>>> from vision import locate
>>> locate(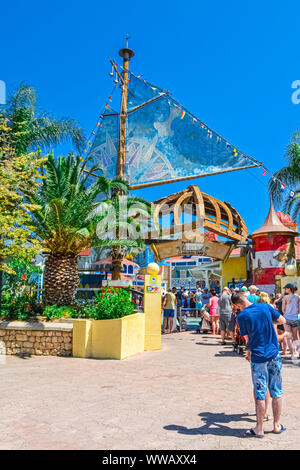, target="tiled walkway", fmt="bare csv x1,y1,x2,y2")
0,332,299,450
